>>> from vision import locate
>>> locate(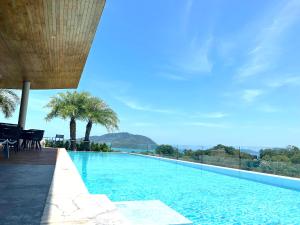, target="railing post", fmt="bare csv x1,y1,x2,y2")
201,146,204,163
239,146,241,169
